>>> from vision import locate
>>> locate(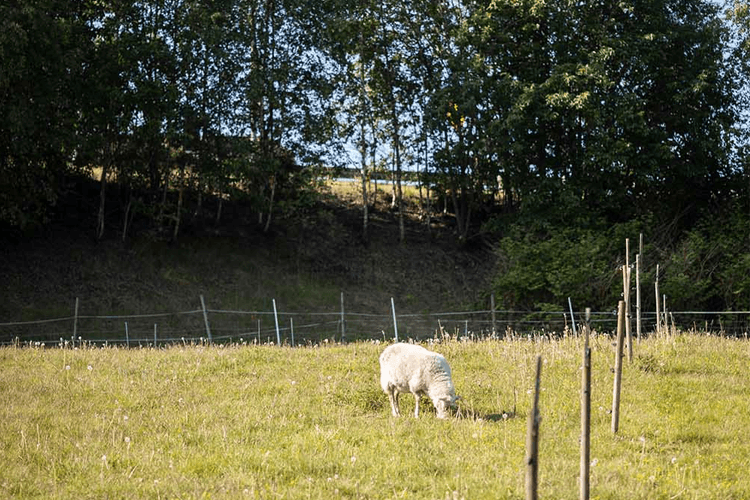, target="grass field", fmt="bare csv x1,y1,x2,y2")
1,334,749,499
